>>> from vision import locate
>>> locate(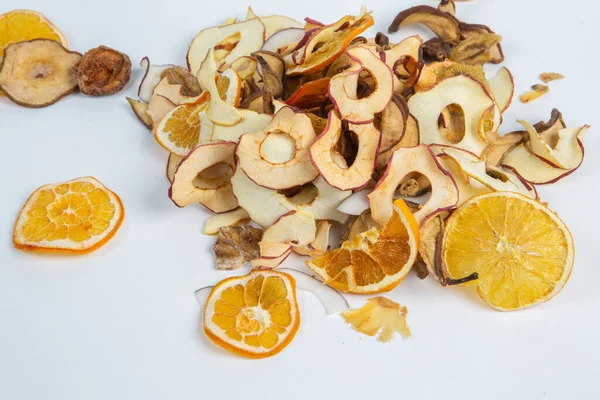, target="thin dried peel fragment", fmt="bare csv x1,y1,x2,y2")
74,46,131,96
0,39,81,108
187,18,265,74
369,145,459,226
126,97,152,129
519,84,549,104
310,111,381,191
408,75,495,156
389,6,461,45
169,142,238,213
540,72,564,84
213,225,263,270
342,297,411,342
237,107,319,190
203,208,250,236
